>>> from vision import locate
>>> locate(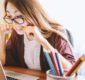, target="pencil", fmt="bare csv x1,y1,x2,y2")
5,33,11,42
65,55,85,76
44,51,56,75
20,23,34,30
20,26,27,30
55,50,64,76
49,51,60,76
